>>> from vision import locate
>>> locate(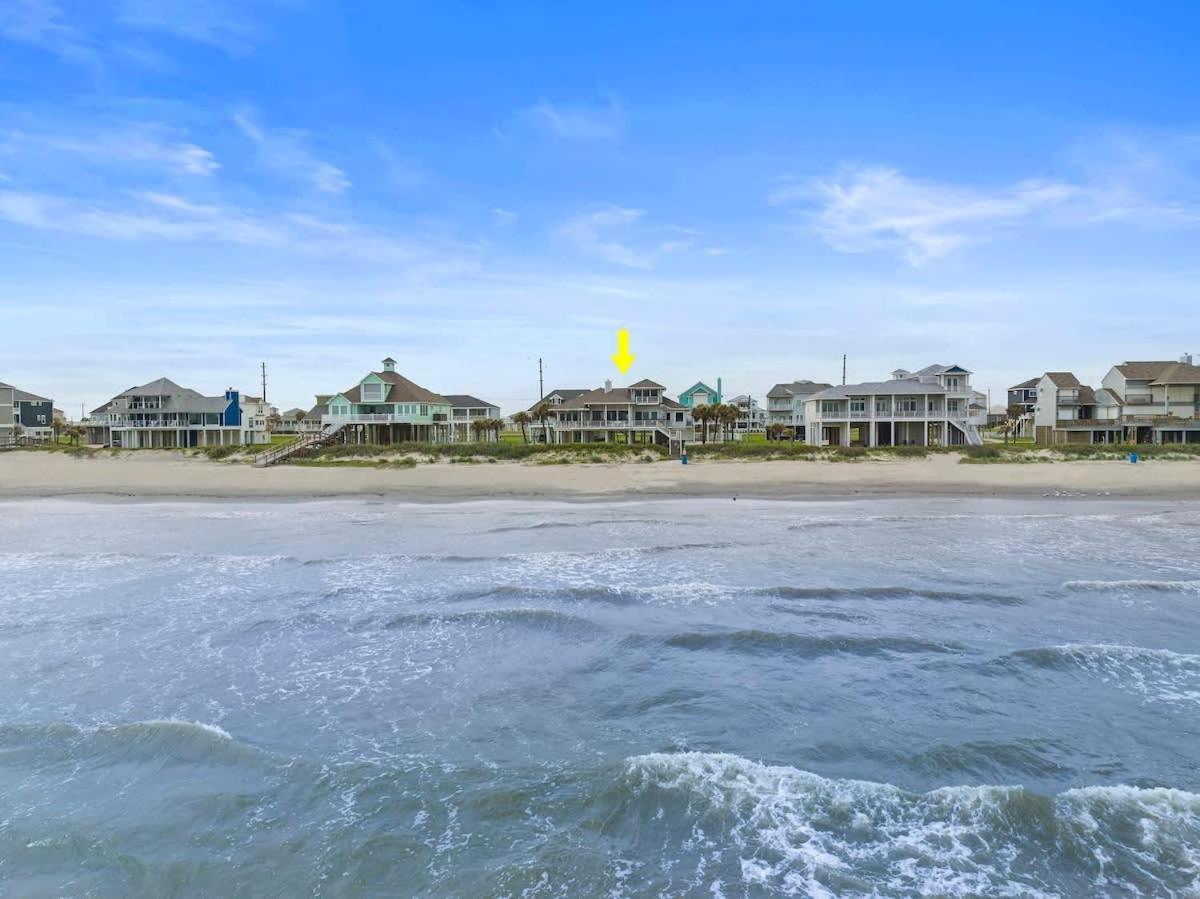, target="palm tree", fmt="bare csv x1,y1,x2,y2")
691,403,710,444
490,418,504,442
718,404,739,442
471,418,488,442
512,411,531,444
533,402,552,444
766,422,785,441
